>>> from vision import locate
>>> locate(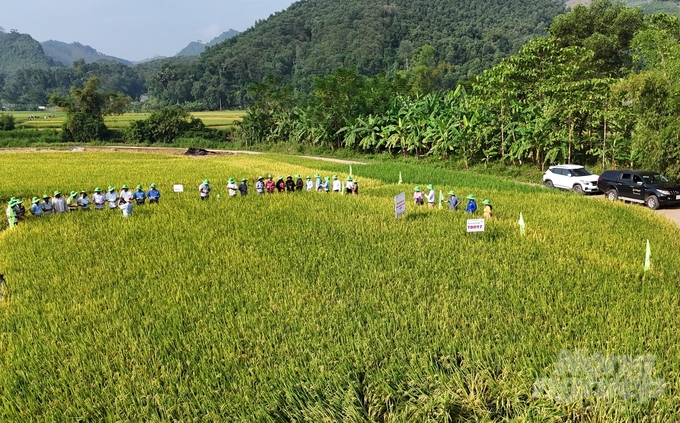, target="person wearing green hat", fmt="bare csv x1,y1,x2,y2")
120,184,133,203
227,178,239,197
285,175,295,192
92,187,106,210
40,194,55,215
413,186,423,205
199,179,211,200
322,176,330,192
424,184,436,207
265,175,276,194
238,178,249,196
12,197,26,219
447,190,461,211
105,186,119,209
315,174,322,192
30,197,43,216
465,194,477,214
148,183,161,204
6,199,19,227
482,199,493,219
295,174,303,191
77,191,91,211
255,176,265,195
345,176,354,194
276,176,286,193
52,191,67,213
67,191,79,212
332,174,341,193
133,185,146,205
306,176,314,192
